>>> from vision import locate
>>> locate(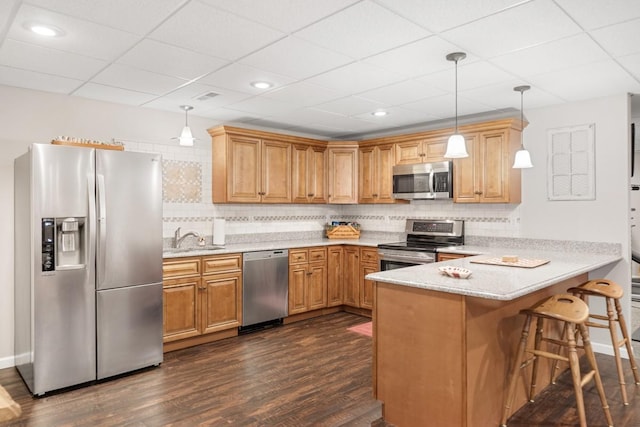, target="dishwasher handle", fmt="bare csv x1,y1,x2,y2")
243,249,289,262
